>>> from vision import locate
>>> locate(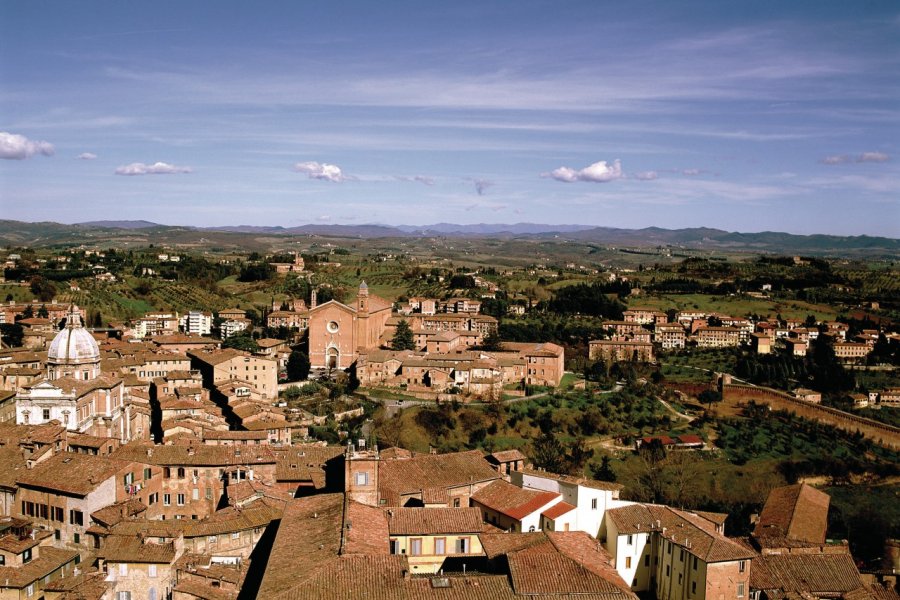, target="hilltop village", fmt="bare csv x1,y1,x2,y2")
0,240,898,600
